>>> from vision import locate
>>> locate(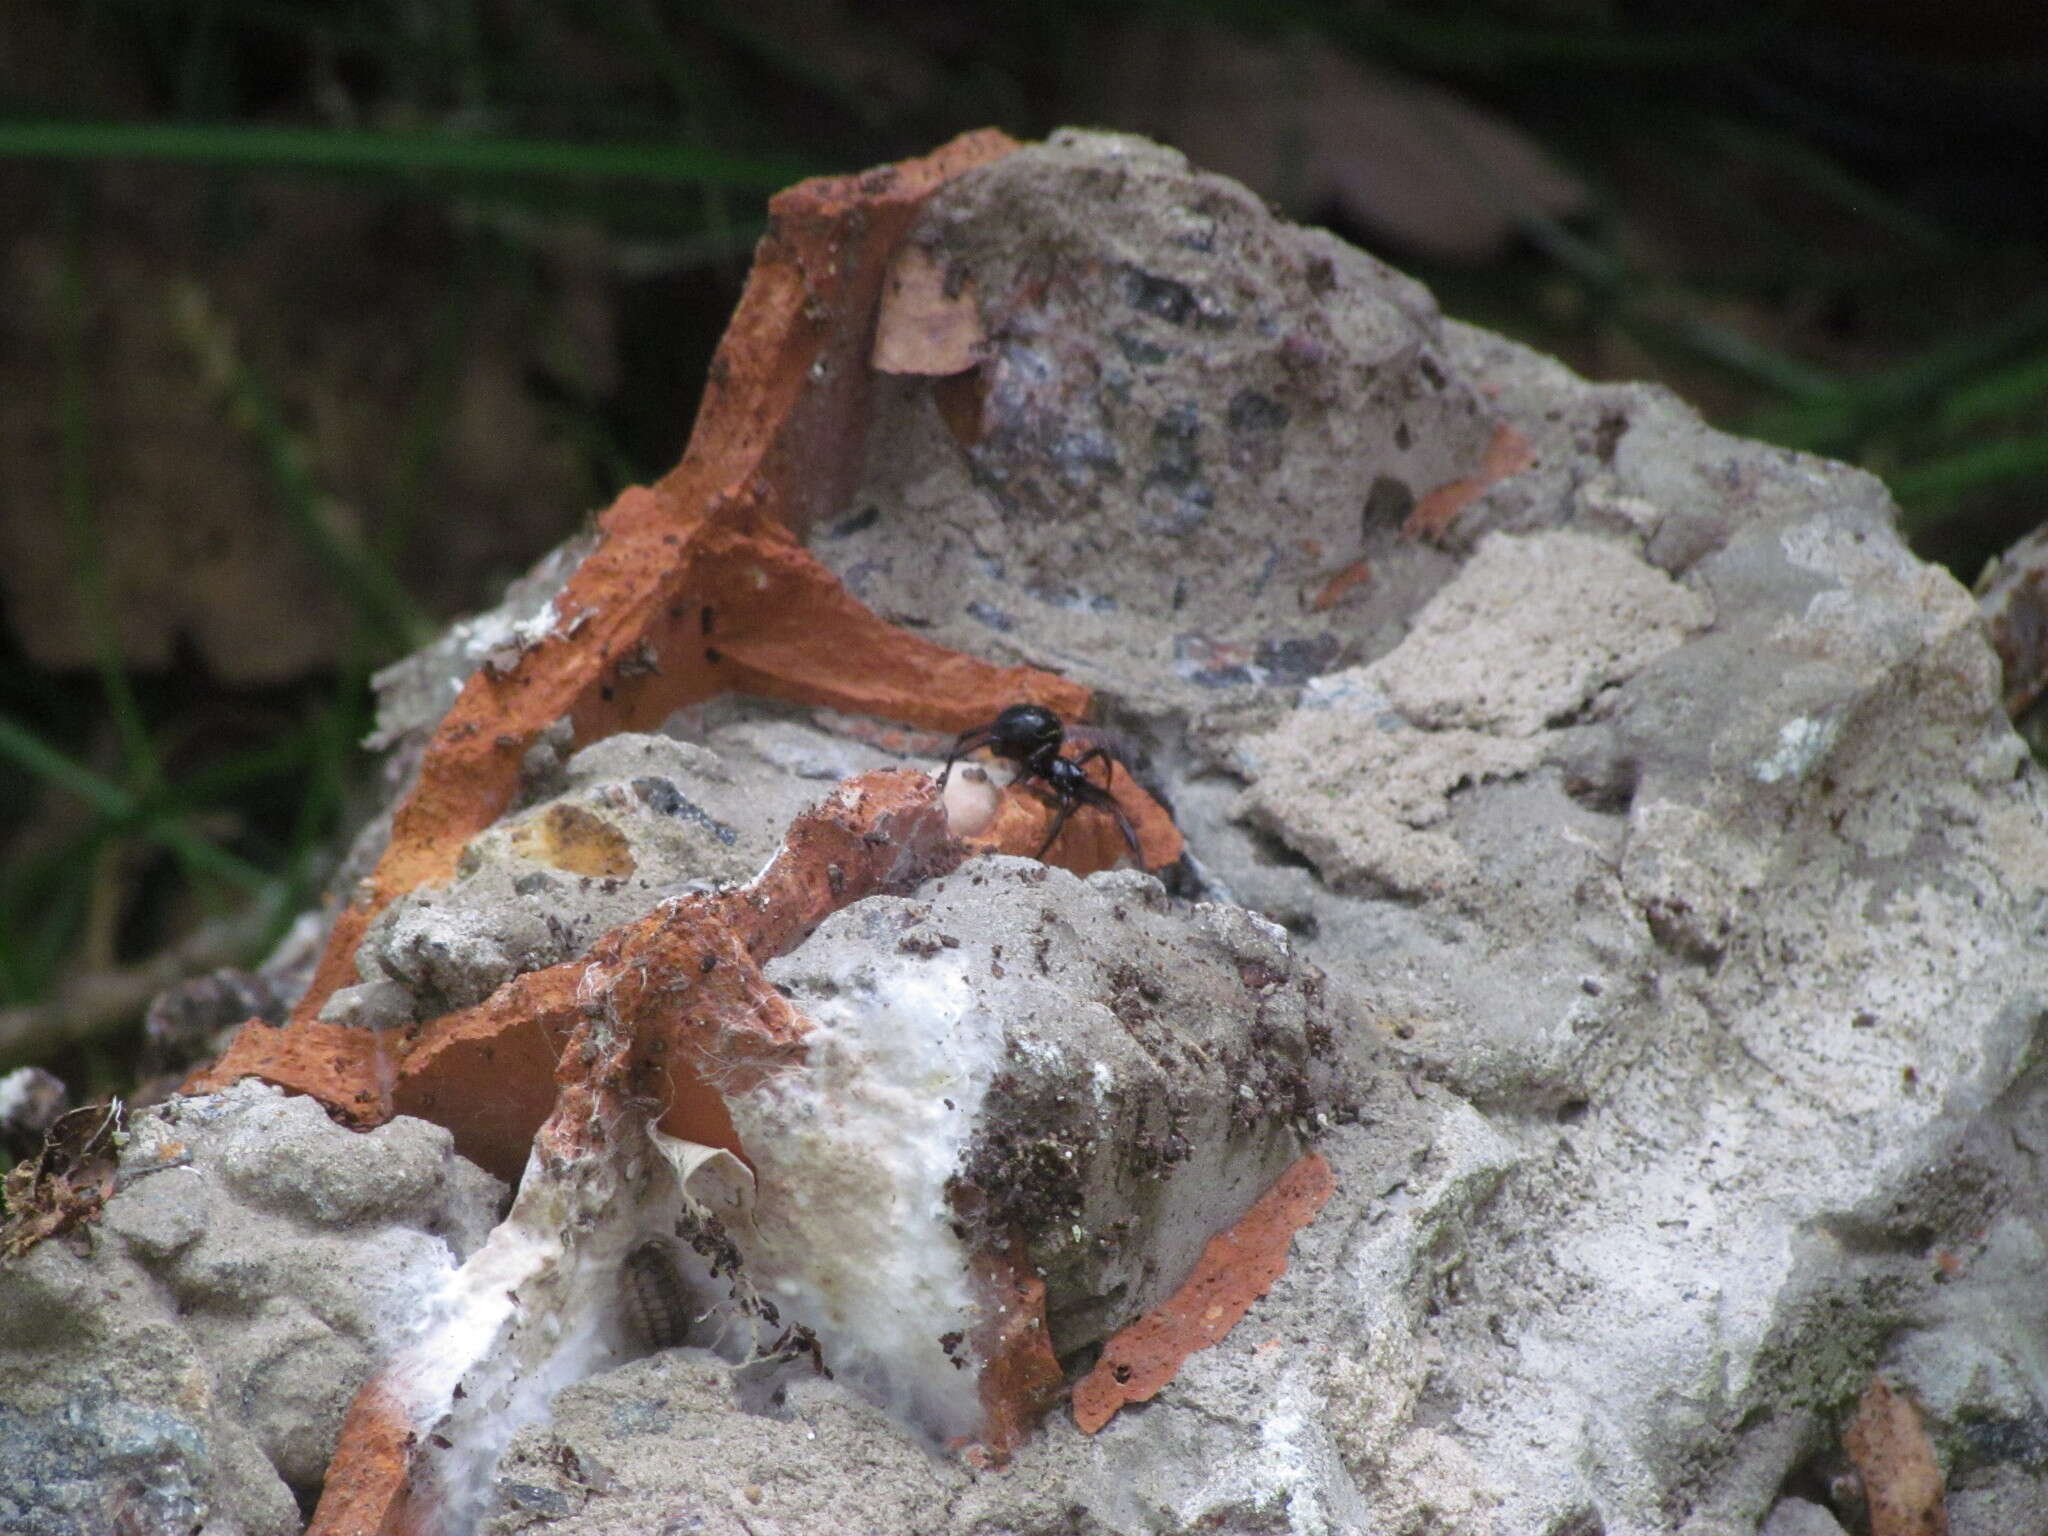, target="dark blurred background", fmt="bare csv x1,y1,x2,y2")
2,0,2045,1107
